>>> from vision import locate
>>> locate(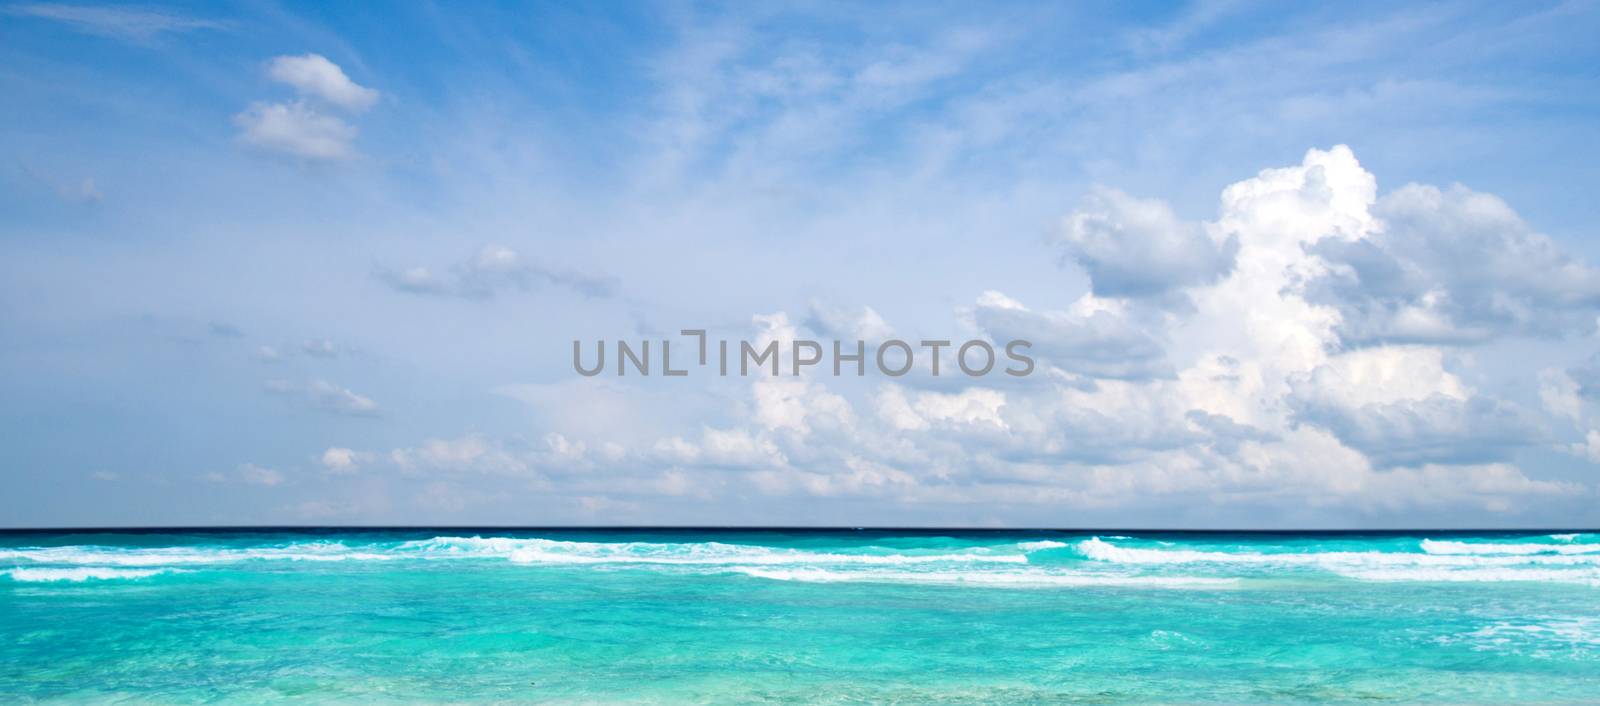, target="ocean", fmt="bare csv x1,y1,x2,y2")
2,529,1597,704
